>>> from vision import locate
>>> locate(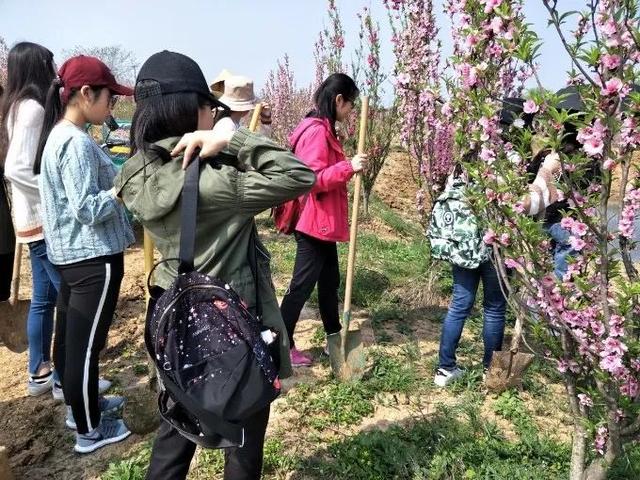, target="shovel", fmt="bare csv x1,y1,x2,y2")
328,97,369,382
0,244,30,353
485,311,534,393
248,103,264,133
